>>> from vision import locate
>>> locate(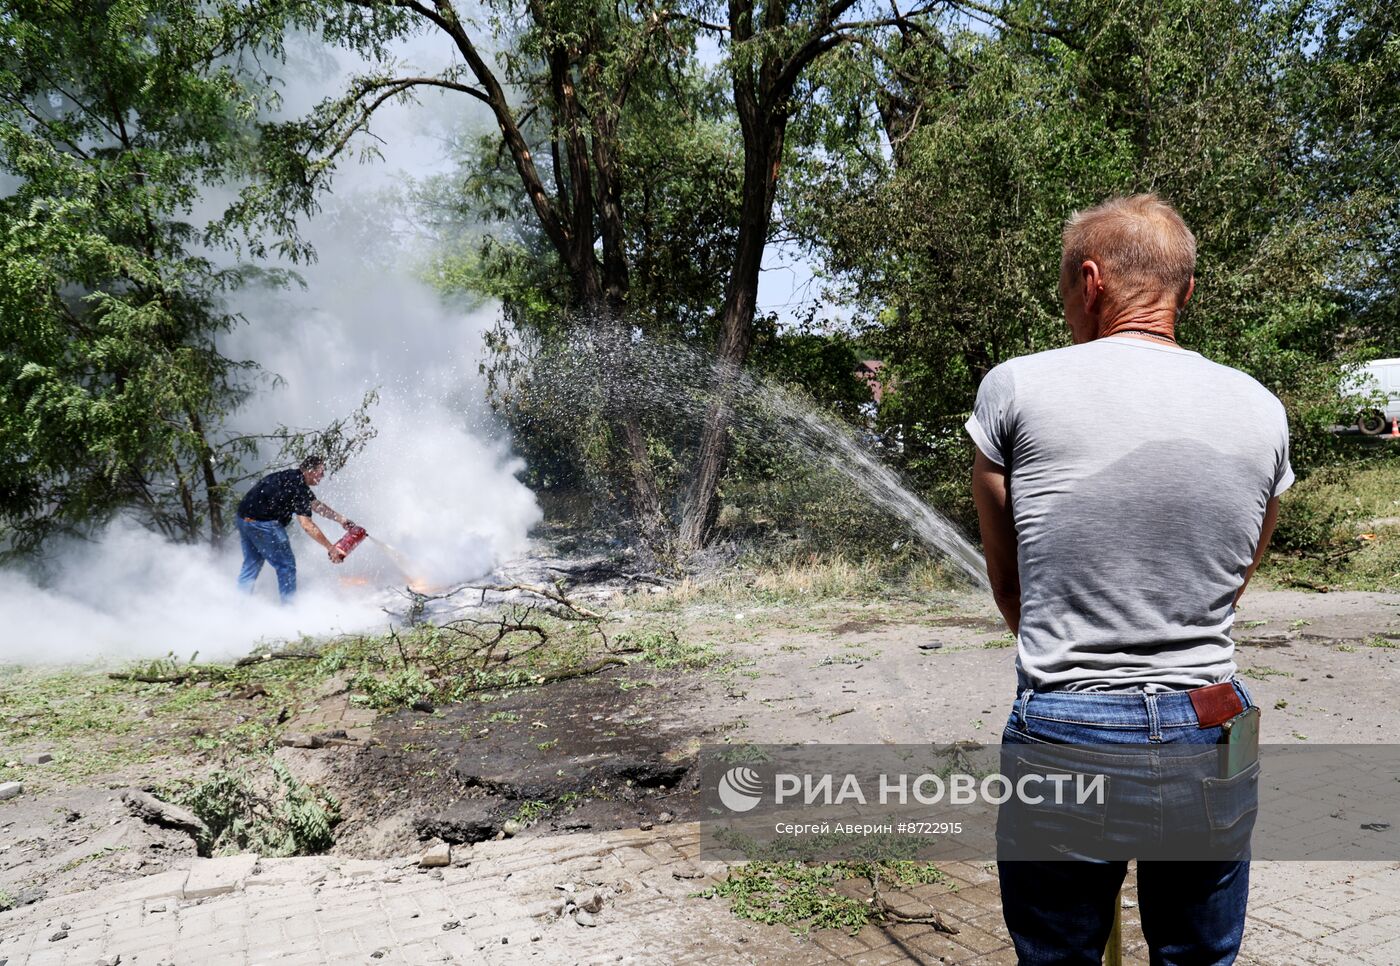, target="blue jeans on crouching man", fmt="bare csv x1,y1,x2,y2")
997,681,1256,966
236,518,297,602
